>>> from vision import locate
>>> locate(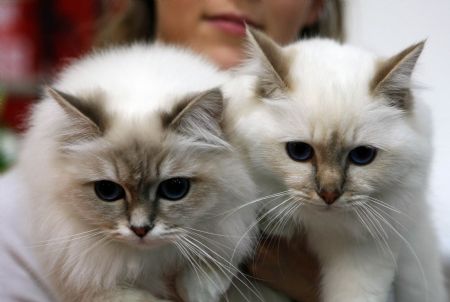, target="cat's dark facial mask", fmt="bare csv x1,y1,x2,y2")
48,88,228,248
285,139,377,205
283,137,380,208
